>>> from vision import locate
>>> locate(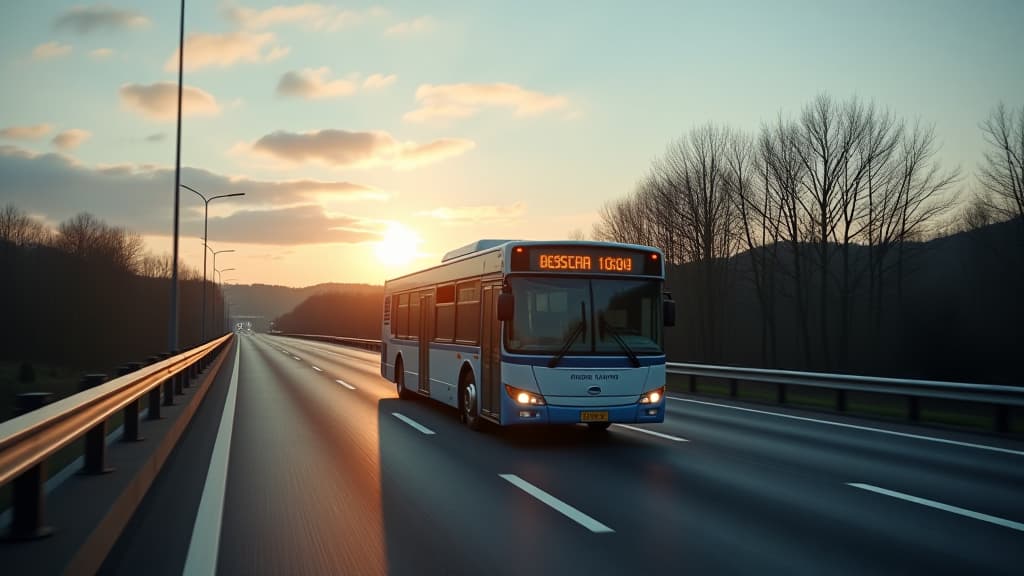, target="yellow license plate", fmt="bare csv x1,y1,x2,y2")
580,411,609,422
